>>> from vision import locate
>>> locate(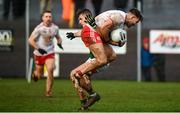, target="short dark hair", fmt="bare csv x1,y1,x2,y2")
129,8,143,21
77,9,92,17
41,10,52,17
